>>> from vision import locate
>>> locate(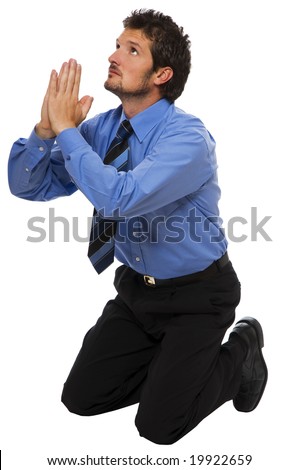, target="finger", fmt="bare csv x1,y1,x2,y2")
45,68,55,95
80,95,94,118
72,63,82,98
48,69,58,96
57,62,66,89
41,70,53,106
66,59,78,94
57,62,69,93
40,69,56,129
